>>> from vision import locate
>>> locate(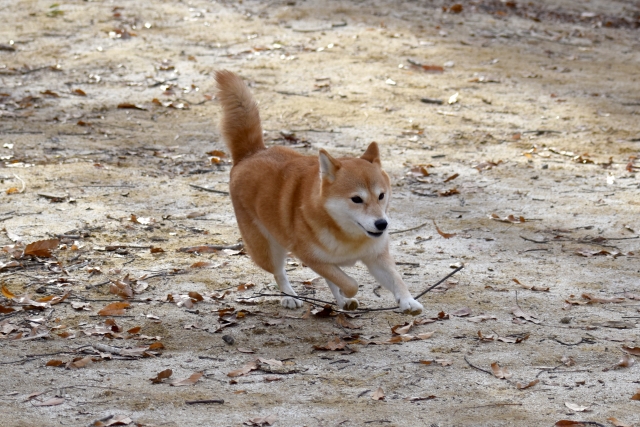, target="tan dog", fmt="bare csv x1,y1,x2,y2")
215,70,423,315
